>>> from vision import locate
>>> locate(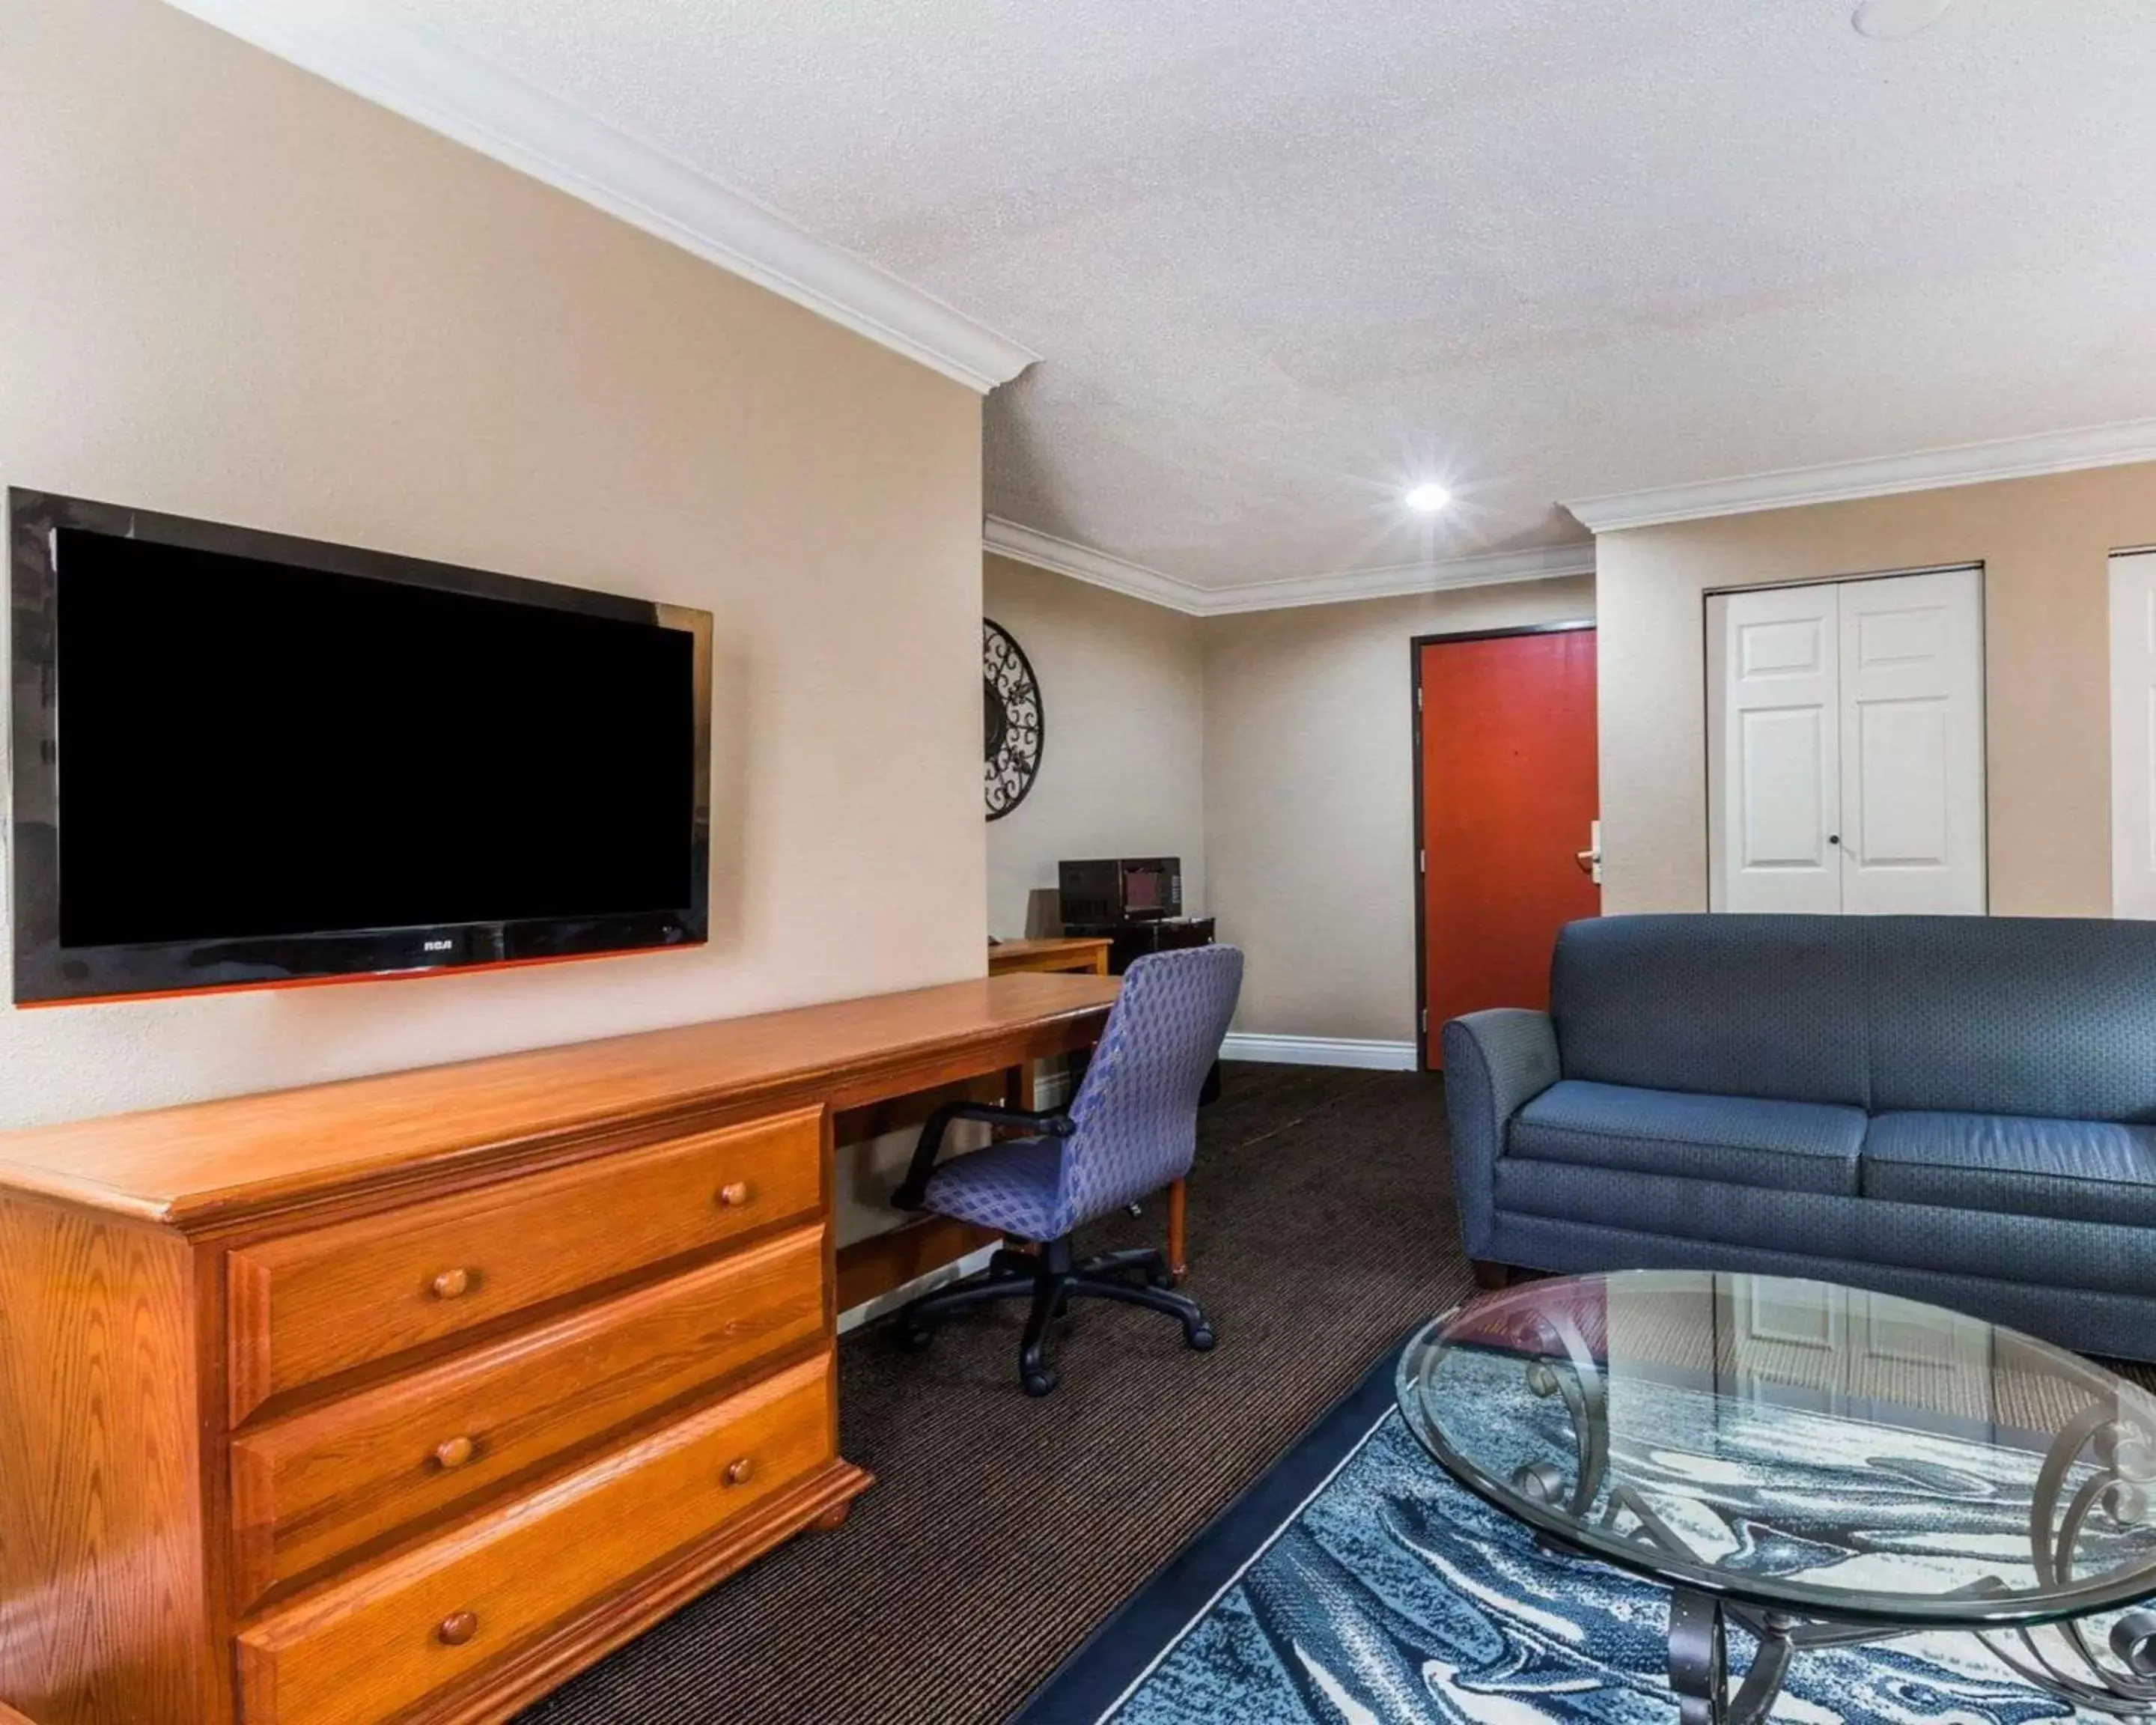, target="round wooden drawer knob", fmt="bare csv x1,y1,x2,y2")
723,1456,755,1487
430,1267,472,1300
433,1435,476,1472
436,1610,480,1647
716,1181,752,1208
